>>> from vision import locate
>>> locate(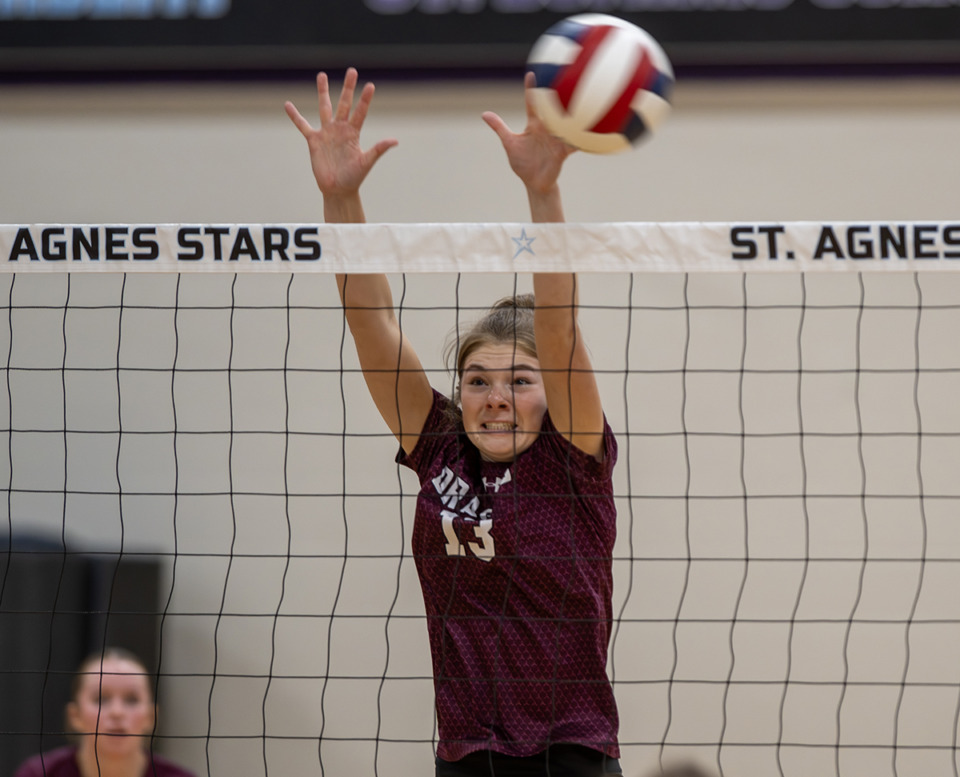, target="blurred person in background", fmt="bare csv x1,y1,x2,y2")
12,647,194,777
